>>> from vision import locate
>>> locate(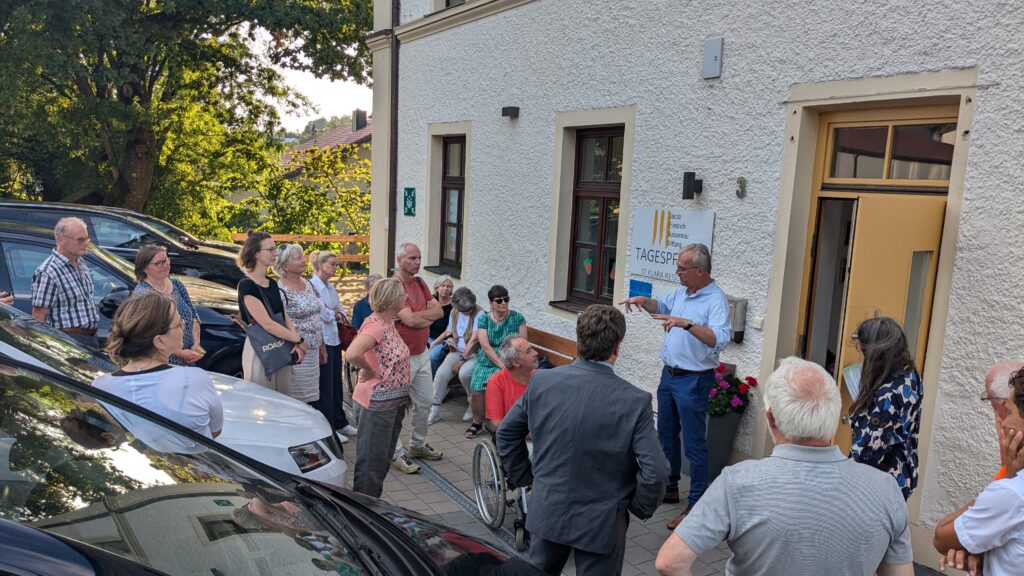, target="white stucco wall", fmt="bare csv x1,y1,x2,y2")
386,0,1024,527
